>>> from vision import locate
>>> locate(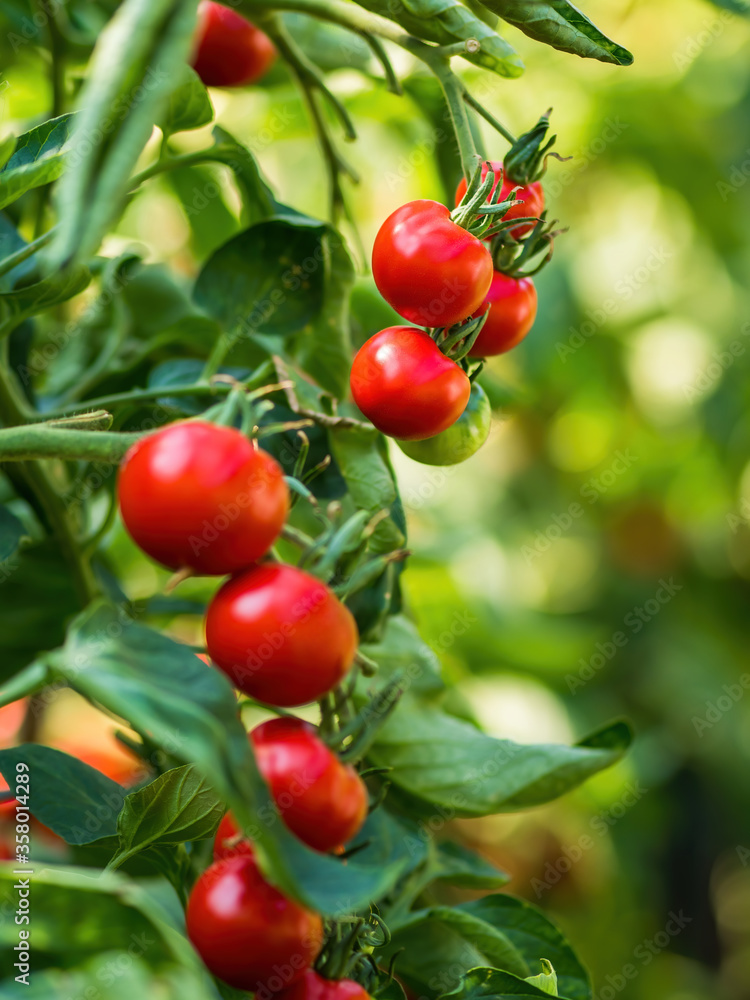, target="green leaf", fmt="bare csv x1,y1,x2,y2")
0,539,81,684
194,216,327,339
353,0,524,77
705,0,749,12
113,764,223,866
295,225,355,398
159,65,214,137
0,263,90,339
368,703,631,816
384,907,529,994
284,12,373,72
526,961,559,996
486,0,634,66
0,744,127,844
0,957,222,1000
205,125,277,224
440,967,569,1000
458,898,589,1000
0,136,16,173
0,864,217,987
329,425,406,553
44,602,409,914
0,114,74,211
0,504,27,561
433,840,510,889
360,614,445,698
49,0,200,265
